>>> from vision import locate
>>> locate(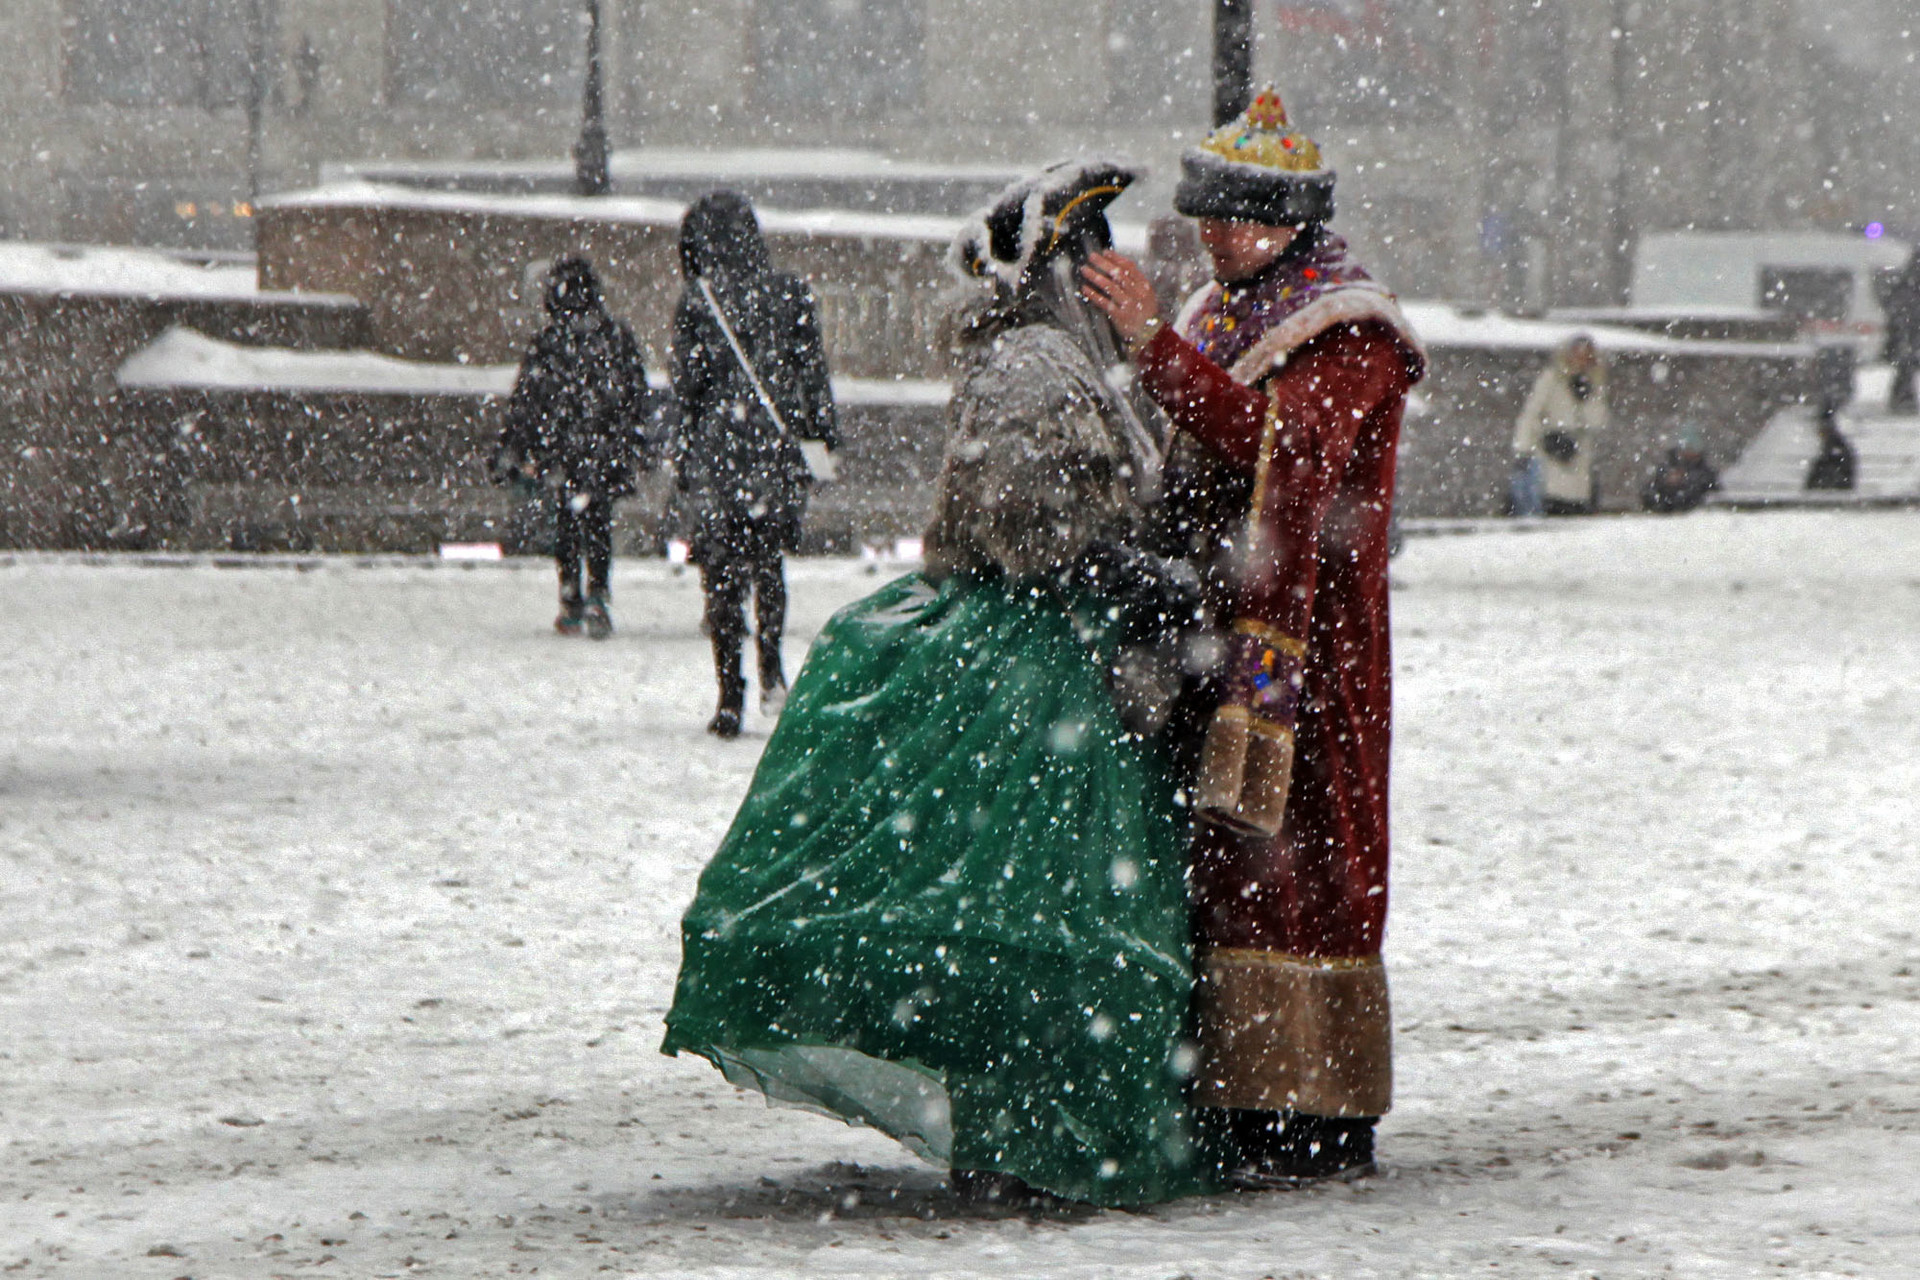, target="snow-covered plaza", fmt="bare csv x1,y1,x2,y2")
3,511,1917,1279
